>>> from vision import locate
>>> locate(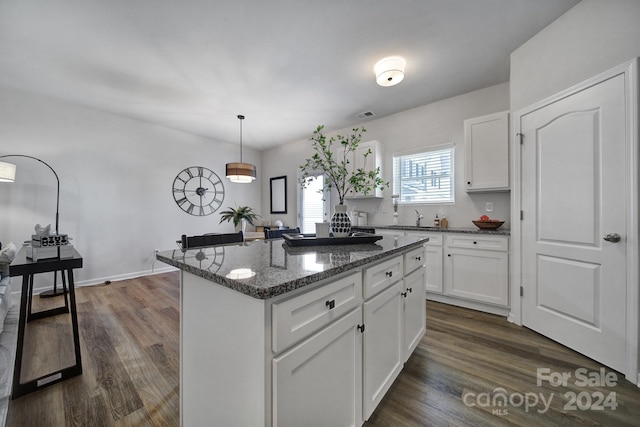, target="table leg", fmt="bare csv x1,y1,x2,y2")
27,274,34,322
12,268,83,399
12,274,30,394
67,268,83,374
